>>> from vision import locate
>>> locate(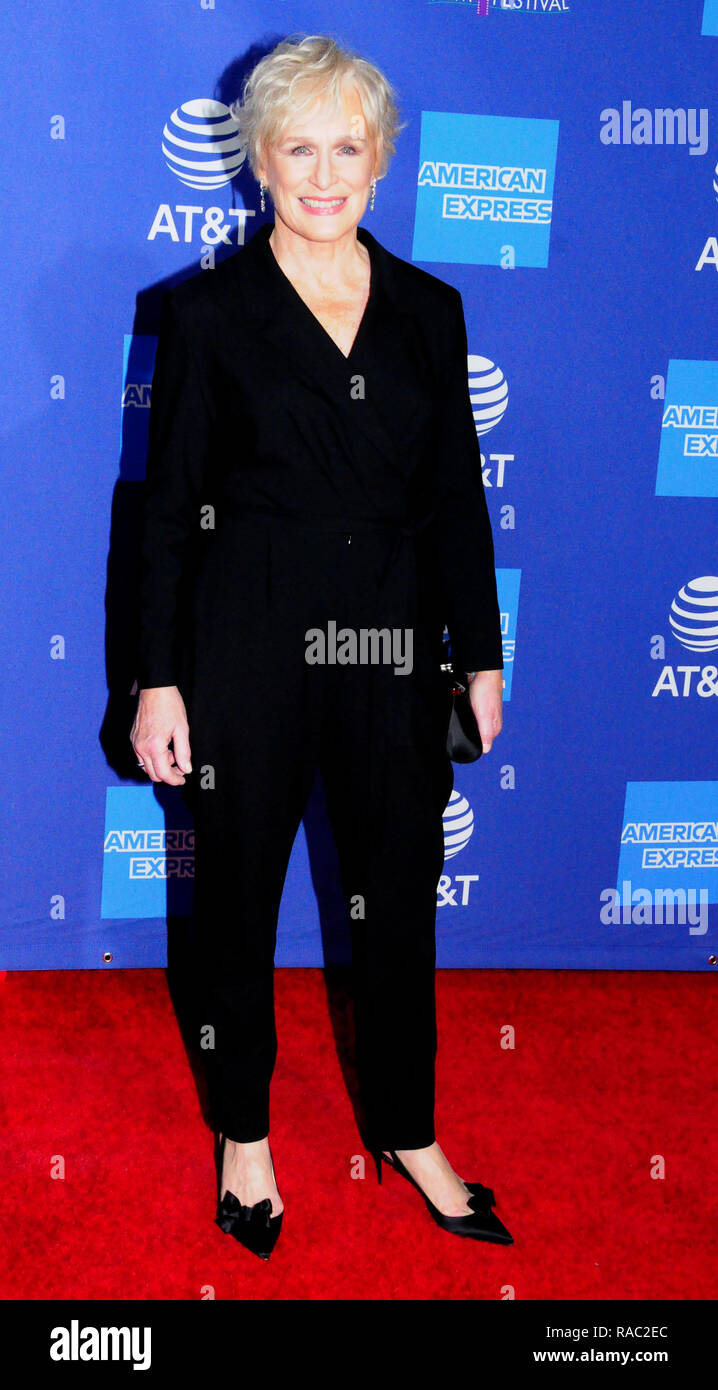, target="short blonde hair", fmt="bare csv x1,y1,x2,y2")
230,33,406,182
